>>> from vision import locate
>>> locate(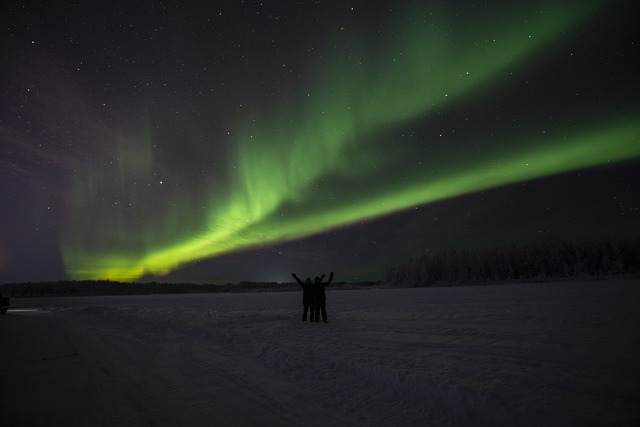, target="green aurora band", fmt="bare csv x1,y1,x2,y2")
62,0,640,280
